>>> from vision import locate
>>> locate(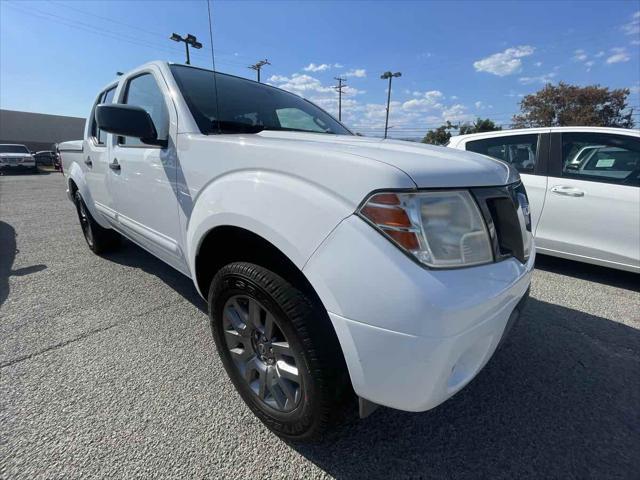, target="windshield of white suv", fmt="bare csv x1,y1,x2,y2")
0,145,30,154
170,65,351,136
